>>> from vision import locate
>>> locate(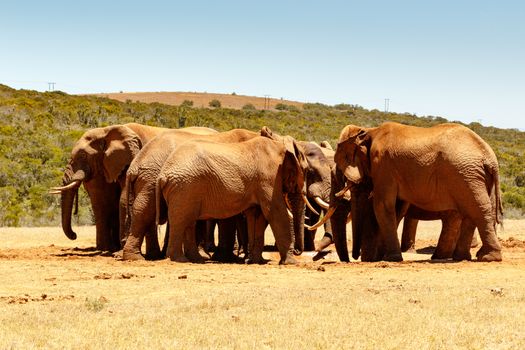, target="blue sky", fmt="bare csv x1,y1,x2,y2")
1,1,524,130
